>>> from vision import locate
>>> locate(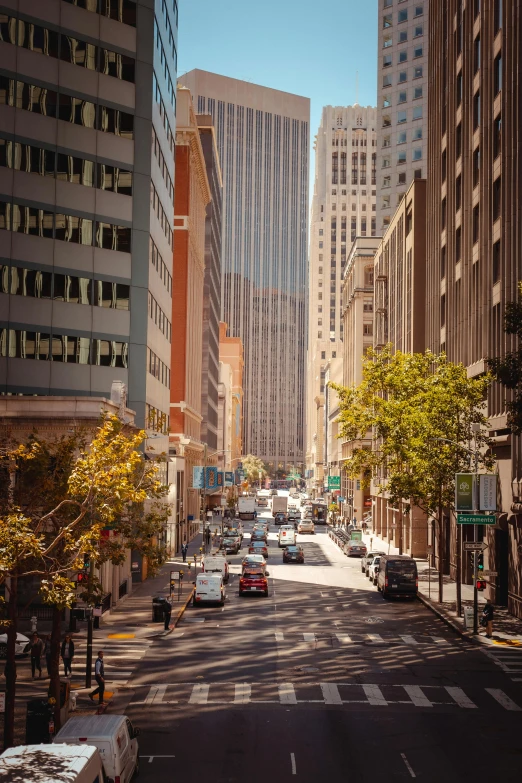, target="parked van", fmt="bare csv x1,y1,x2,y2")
377,555,418,599
203,554,230,583
193,572,225,606
54,714,140,782
0,743,105,783
278,526,296,548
